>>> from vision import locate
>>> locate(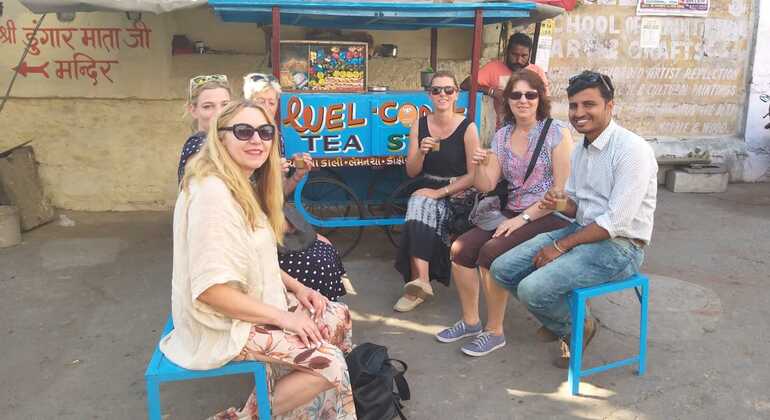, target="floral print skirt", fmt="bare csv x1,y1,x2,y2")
210,293,356,420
